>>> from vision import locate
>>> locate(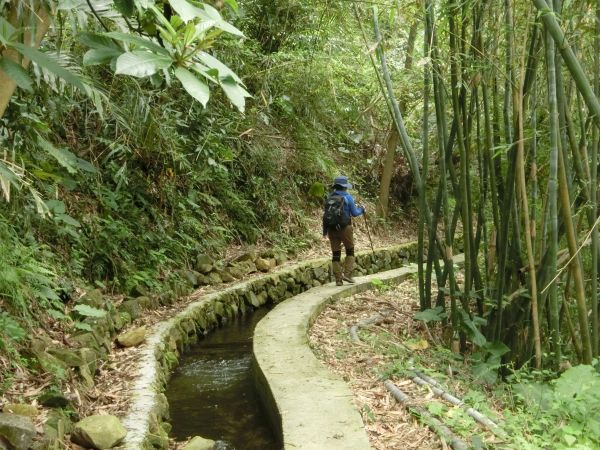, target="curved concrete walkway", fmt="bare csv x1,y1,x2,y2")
253,264,421,450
